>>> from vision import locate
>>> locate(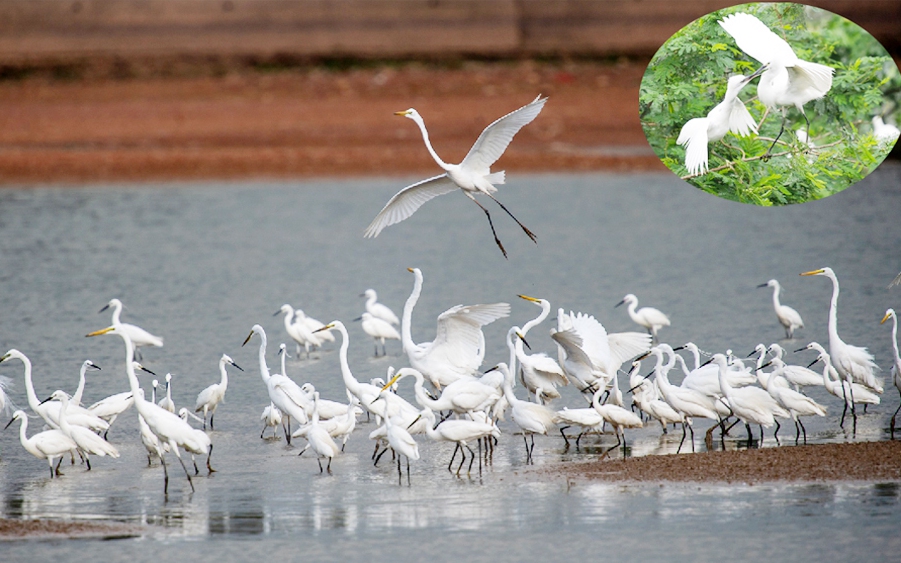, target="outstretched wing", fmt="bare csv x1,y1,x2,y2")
460,95,548,176
677,117,710,175
718,12,797,66
430,303,511,373
728,99,758,137
364,174,457,238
